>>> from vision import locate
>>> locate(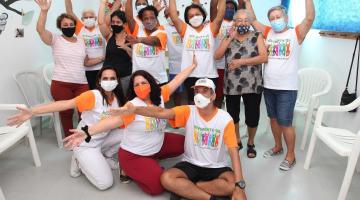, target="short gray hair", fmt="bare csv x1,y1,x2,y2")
267,5,287,19
82,9,96,17
233,9,254,22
